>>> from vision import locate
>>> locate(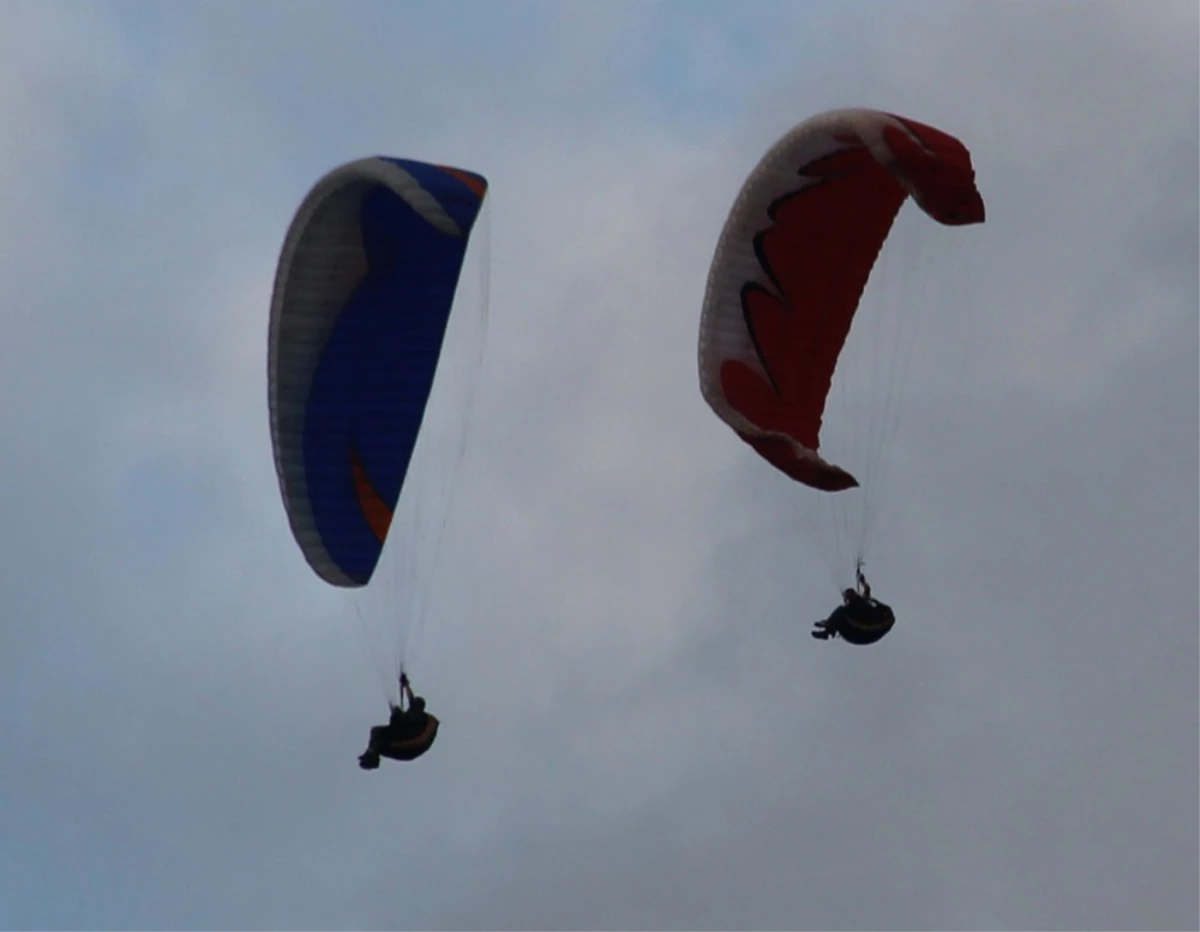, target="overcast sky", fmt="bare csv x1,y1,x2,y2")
1,3,1196,930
